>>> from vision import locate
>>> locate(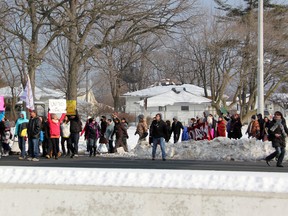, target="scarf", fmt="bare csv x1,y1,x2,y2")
270,120,287,138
